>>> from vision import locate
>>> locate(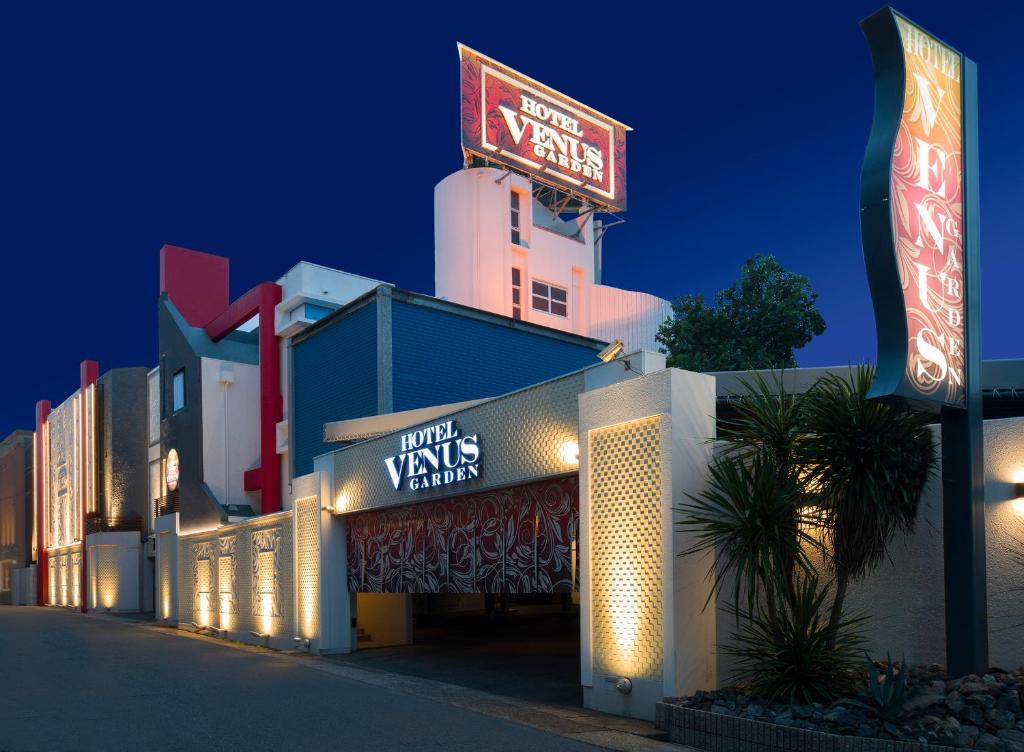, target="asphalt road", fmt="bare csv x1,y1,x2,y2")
0,608,602,752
